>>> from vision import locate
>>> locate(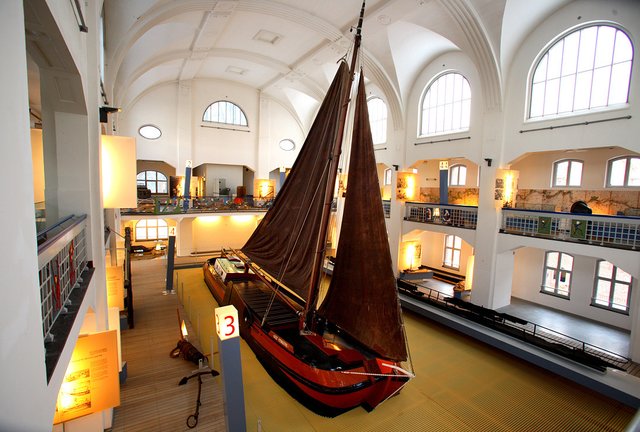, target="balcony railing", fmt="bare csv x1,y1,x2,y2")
398,279,632,372
122,194,272,215
501,208,640,250
38,215,89,343
404,202,478,229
